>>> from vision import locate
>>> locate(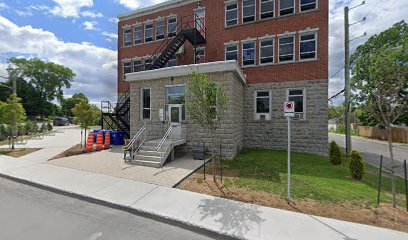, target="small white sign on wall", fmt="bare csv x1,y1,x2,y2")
284,101,295,117
159,109,164,121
